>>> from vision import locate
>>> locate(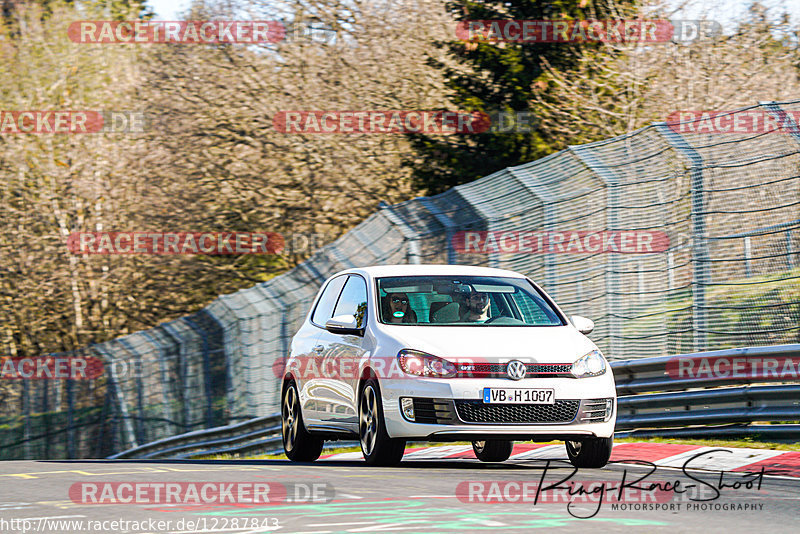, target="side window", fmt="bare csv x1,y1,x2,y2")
332,275,368,328
311,276,348,326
